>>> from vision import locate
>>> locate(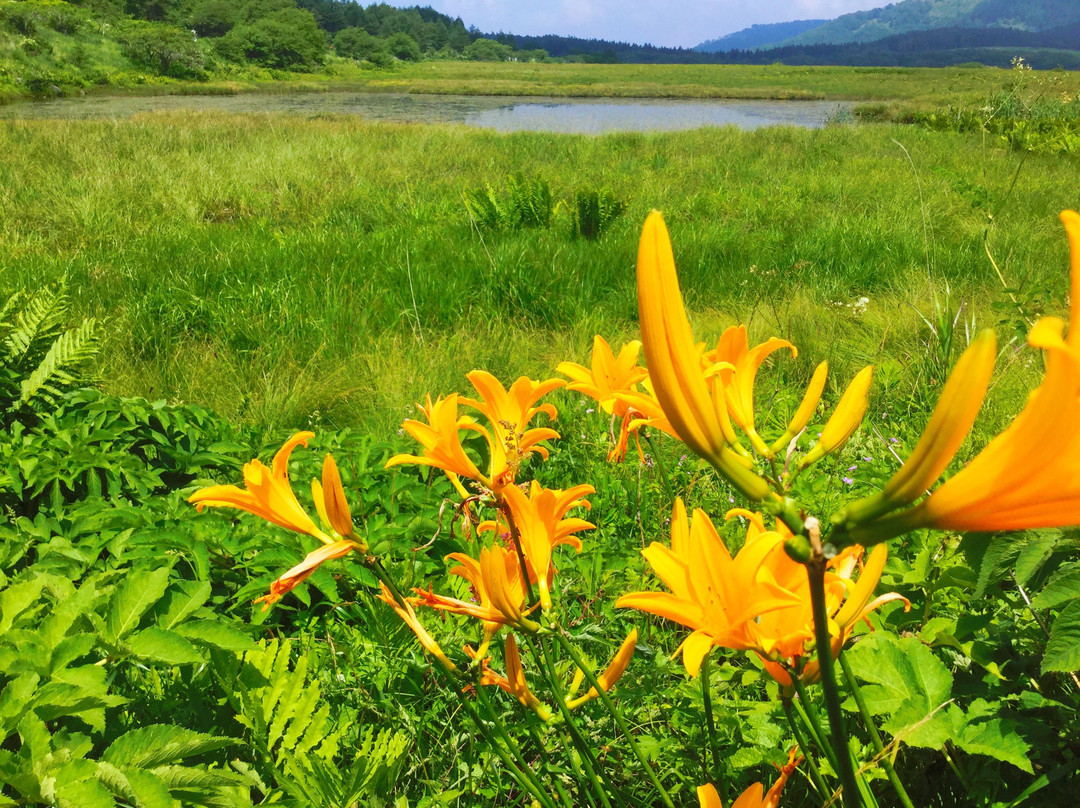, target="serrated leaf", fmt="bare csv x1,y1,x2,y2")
50,634,97,675
1043,599,1080,673
0,674,38,735
972,533,1024,598
127,627,204,666
149,763,246,791
175,619,256,652
1014,530,1061,587
1031,562,1080,610
104,725,237,768
955,716,1034,772
846,633,952,716
124,767,174,808
105,566,172,643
